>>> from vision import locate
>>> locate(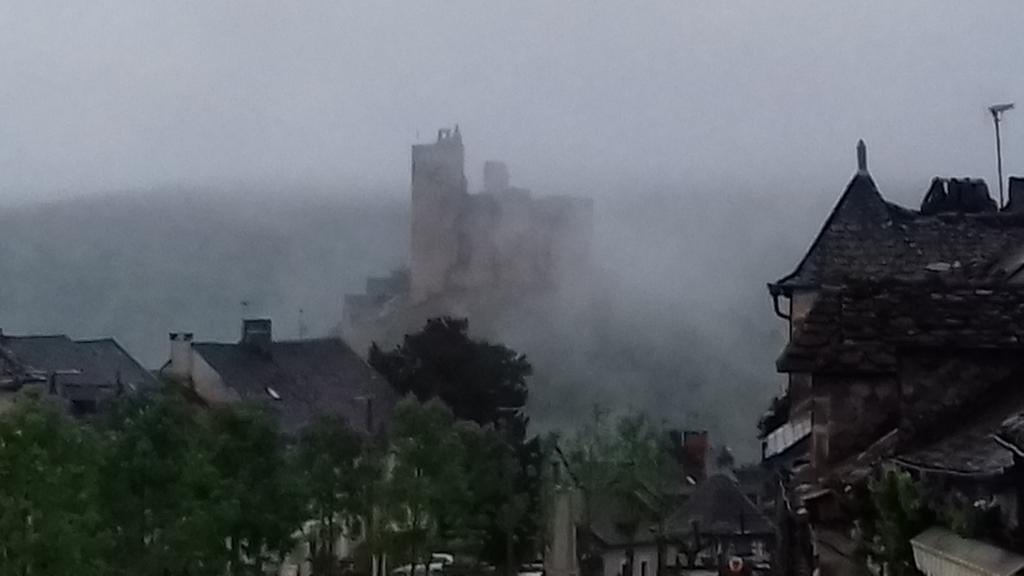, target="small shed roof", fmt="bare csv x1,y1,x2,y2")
911,527,1024,576
763,413,811,460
